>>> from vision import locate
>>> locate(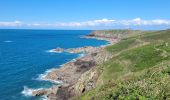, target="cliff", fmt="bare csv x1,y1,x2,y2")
78,29,170,100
